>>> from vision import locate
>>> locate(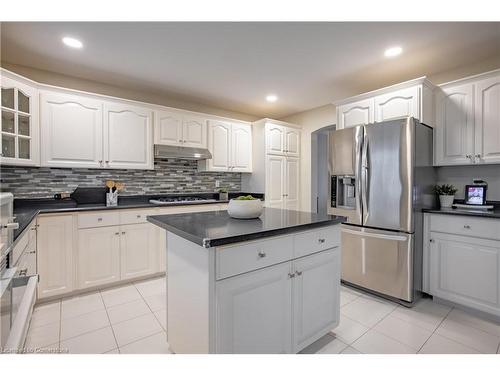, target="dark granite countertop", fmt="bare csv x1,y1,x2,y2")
422,207,500,219
147,208,346,248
